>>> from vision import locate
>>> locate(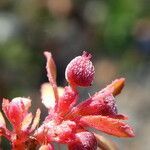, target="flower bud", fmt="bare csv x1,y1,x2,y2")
2,97,31,126
65,51,95,87
68,131,97,150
